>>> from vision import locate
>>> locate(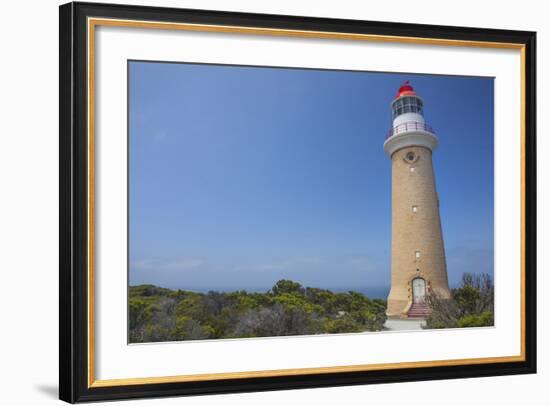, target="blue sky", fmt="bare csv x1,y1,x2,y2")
128,61,494,294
